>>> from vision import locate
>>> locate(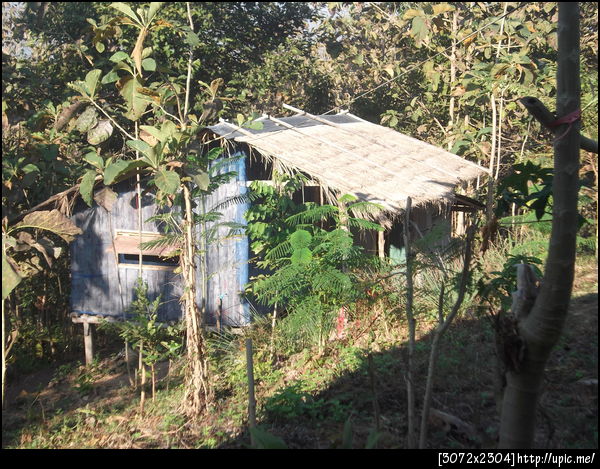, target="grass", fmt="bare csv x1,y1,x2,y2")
2,253,597,449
